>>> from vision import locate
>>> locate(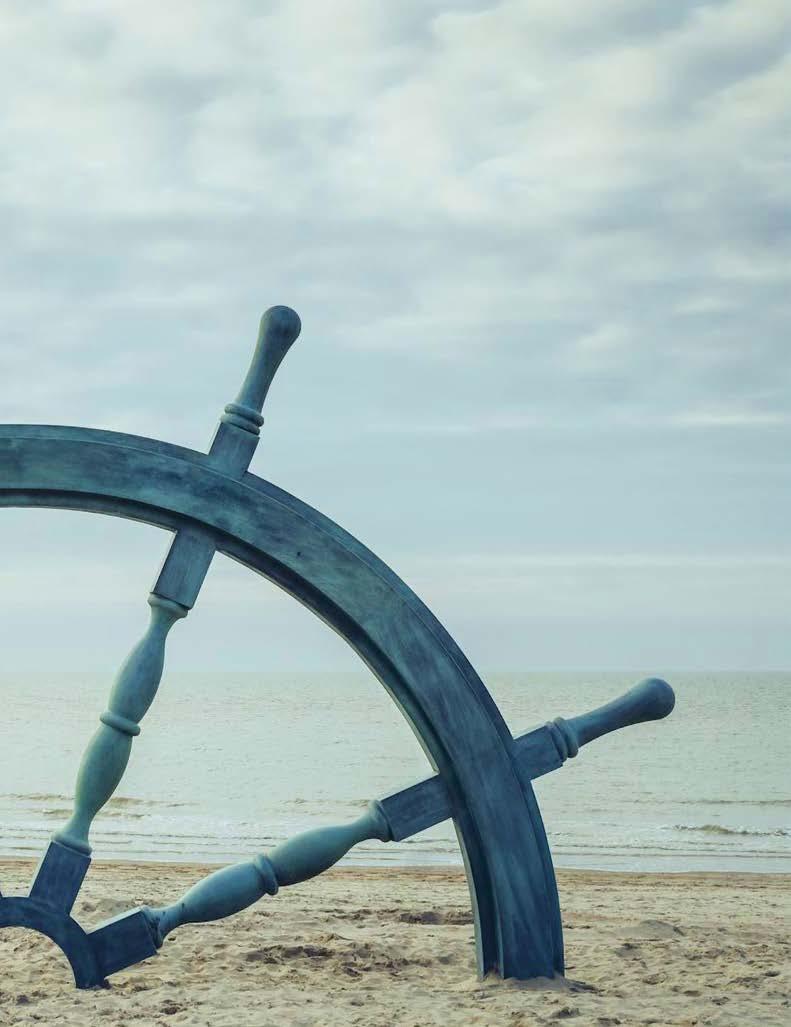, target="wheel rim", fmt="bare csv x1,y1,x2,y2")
0,423,563,979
